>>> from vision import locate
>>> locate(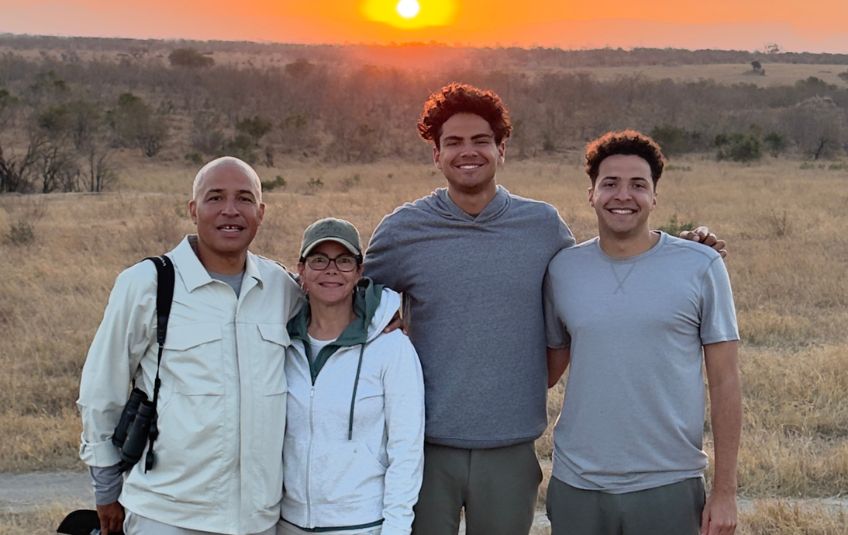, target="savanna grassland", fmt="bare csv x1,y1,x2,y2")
1,34,847,534
1,154,847,533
